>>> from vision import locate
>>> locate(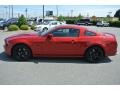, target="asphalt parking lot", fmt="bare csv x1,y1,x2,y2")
0,26,120,85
